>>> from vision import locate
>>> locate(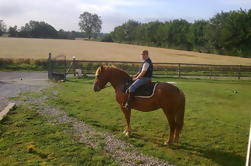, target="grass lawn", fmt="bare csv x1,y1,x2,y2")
46,77,251,166
0,104,117,166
